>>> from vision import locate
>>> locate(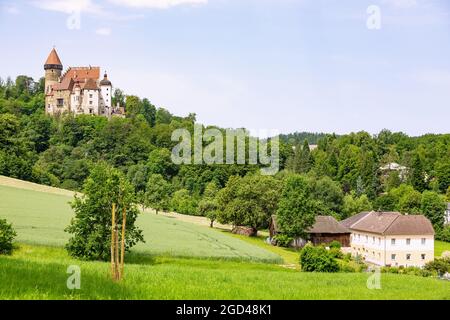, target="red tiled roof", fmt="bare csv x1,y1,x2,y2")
62,67,100,83
45,48,62,66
